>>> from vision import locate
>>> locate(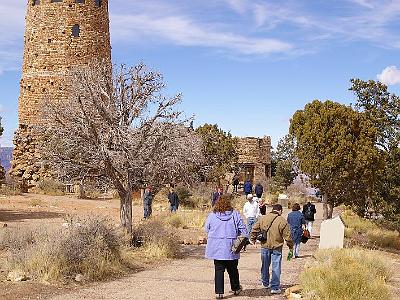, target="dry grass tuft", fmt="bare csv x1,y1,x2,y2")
164,211,207,229
35,179,65,196
0,218,125,282
132,220,181,260
301,248,392,300
342,210,400,251
28,198,43,207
